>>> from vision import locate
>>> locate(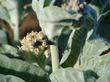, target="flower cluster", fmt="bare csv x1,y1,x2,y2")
62,0,87,14
19,31,50,58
